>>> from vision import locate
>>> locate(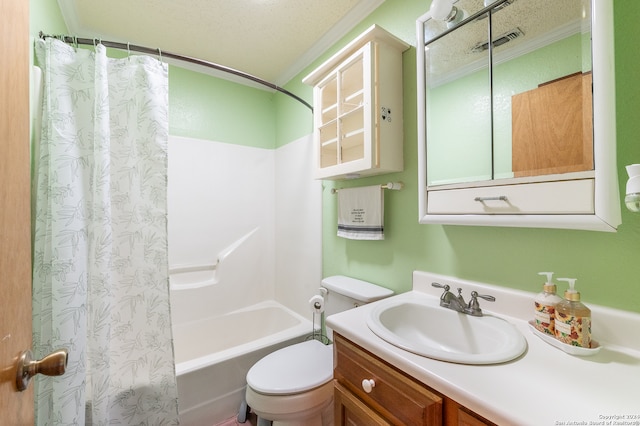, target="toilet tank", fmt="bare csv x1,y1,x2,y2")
321,275,394,317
